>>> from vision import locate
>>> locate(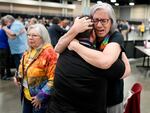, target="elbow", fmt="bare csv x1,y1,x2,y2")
54,47,61,53
54,47,63,54
103,63,112,69
54,43,62,53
